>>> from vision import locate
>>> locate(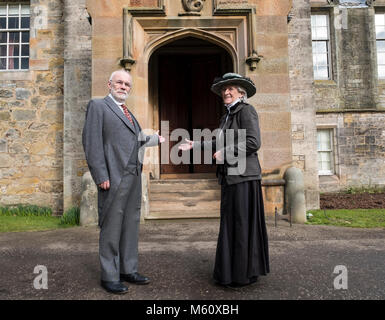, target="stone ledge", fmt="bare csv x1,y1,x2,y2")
314,80,338,87
319,174,340,184
316,108,385,113
0,71,33,81
262,179,285,186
